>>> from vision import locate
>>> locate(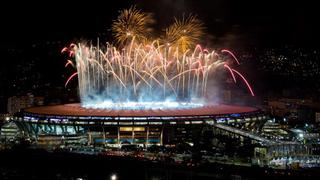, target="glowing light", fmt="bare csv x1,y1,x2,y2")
65,60,74,68
231,69,255,96
69,51,75,57
224,64,237,83
70,40,224,108
120,127,145,131
112,6,154,45
110,174,117,180
61,6,256,110
299,133,304,138
221,49,240,65
83,101,203,110
164,15,204,53
65,72,78,87
61,47,68,53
